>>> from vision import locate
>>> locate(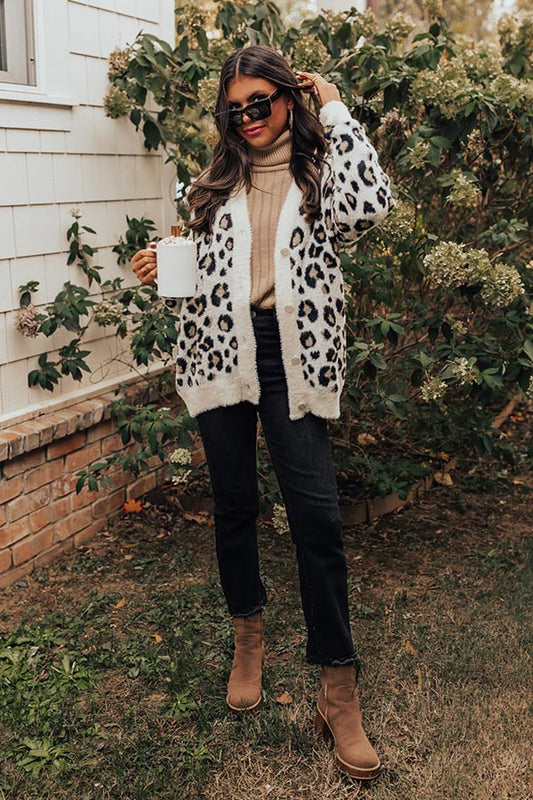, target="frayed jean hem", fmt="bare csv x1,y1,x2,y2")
306,653,362,675
229,600,266,618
